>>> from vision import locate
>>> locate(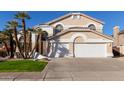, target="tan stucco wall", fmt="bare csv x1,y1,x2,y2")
69,43,73,57
119,34,124,45
50,15,103,33
119,46,124,55
113,26,119,46
107,43,113,55
117,33,124,55
74,36,84,42
57,31,108,40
